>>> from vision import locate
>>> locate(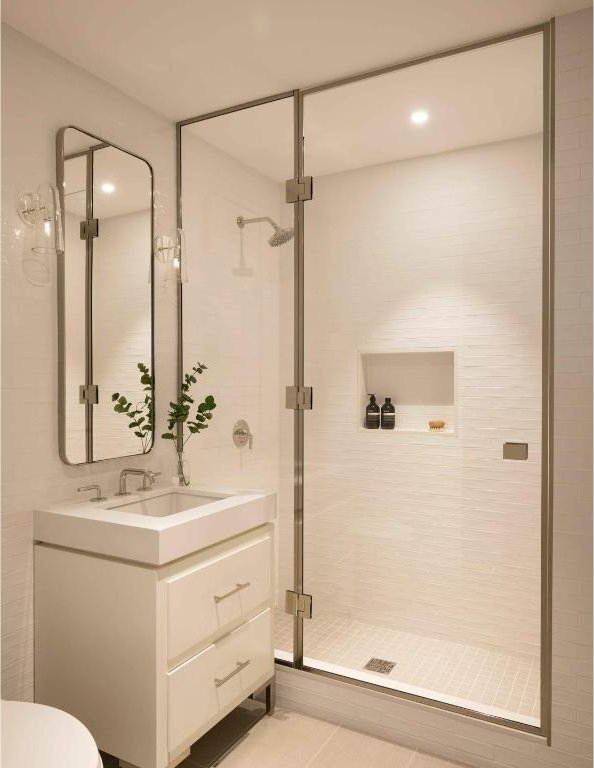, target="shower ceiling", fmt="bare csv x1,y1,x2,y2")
184,35,543,181
2,0,588,121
